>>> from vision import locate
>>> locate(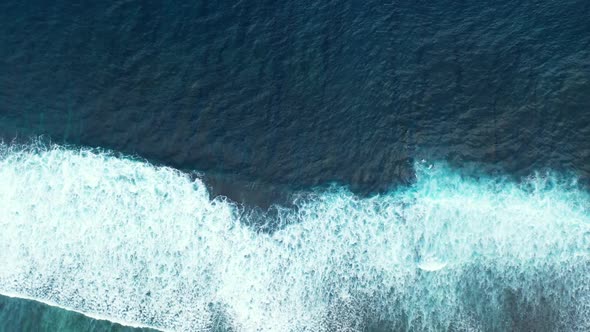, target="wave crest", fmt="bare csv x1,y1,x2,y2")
0,145,589,331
